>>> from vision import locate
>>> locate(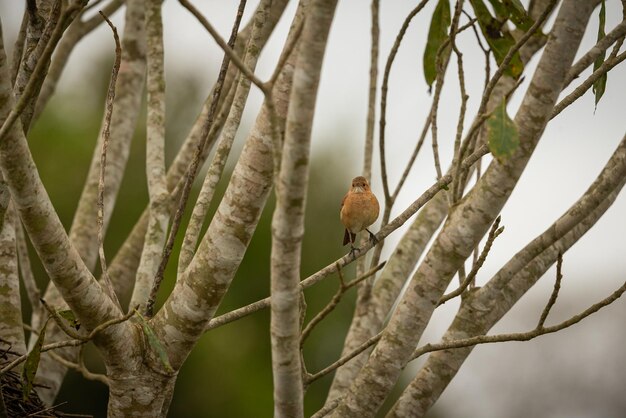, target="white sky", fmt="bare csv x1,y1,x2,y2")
1,1,625,416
